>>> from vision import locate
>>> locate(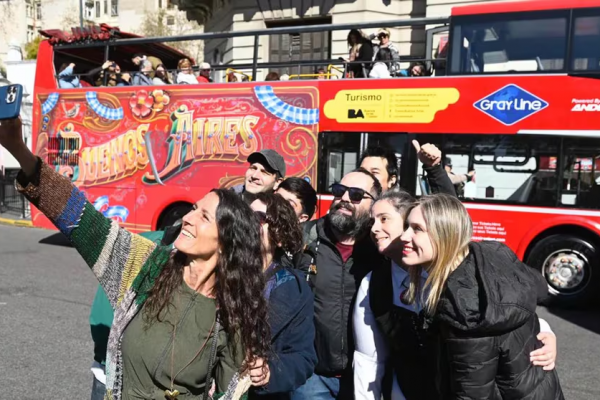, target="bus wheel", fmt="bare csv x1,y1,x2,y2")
527,234,599,308
157,203,193,231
